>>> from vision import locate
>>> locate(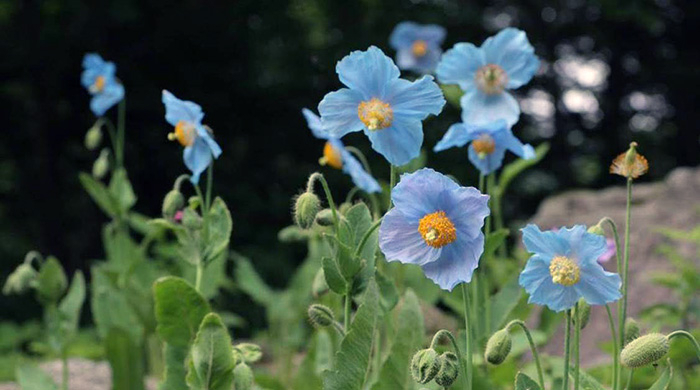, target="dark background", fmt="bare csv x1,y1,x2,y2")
1,0,698,327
